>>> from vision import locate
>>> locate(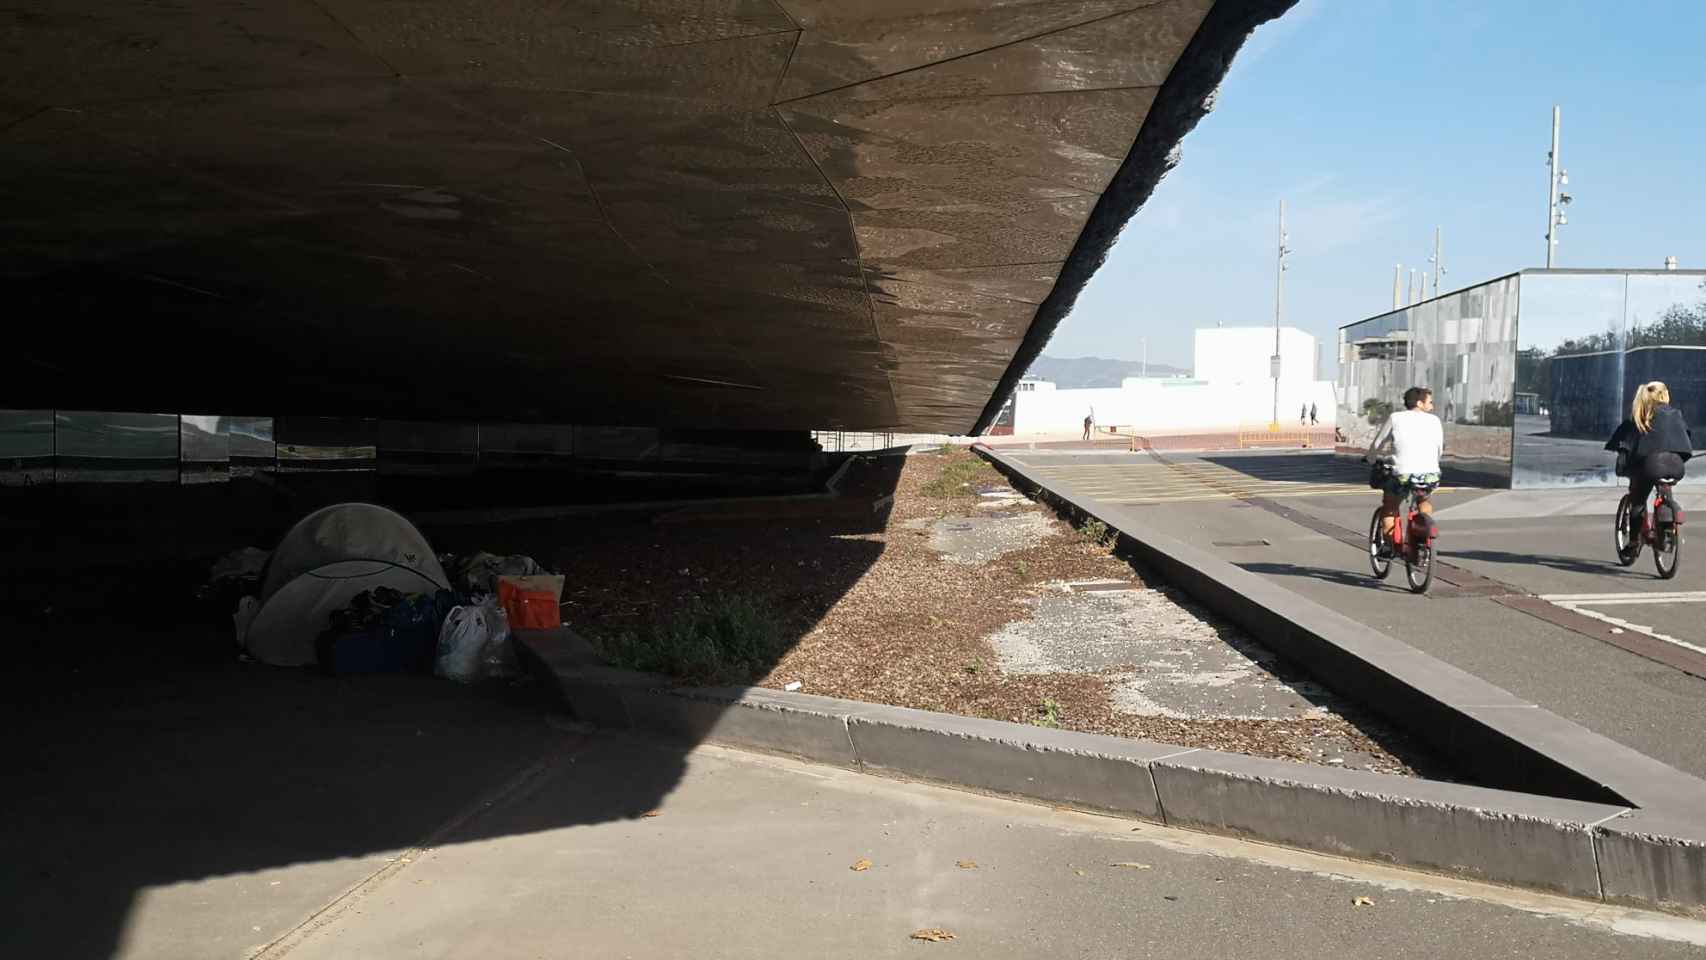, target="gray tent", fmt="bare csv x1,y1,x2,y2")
245,503,449,666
